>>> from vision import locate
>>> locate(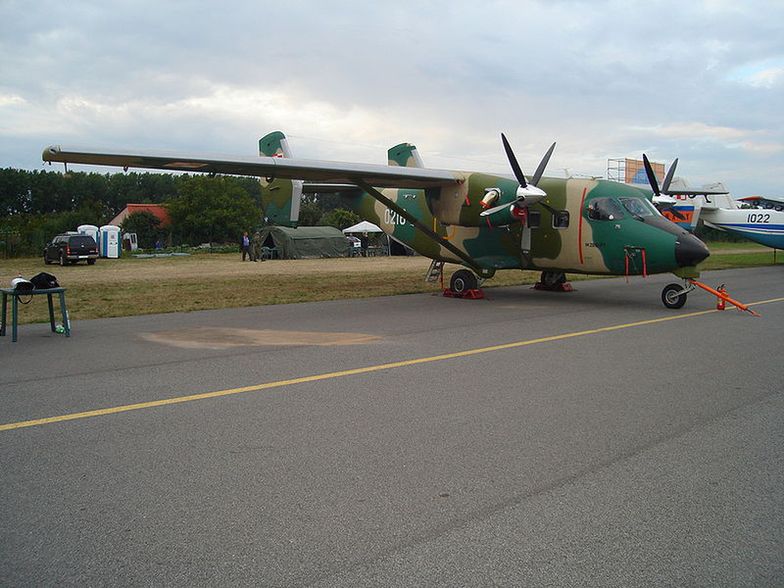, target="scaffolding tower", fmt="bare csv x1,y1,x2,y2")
607,158,665,185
